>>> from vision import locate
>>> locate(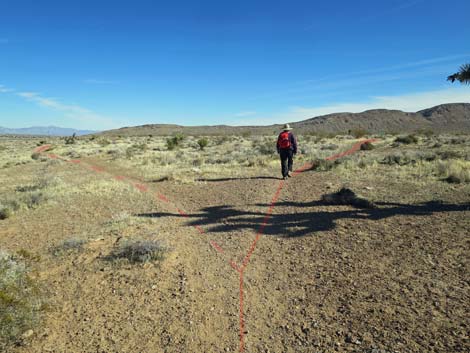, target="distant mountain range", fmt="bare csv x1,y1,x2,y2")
101,103,470,136
0,126,97,136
